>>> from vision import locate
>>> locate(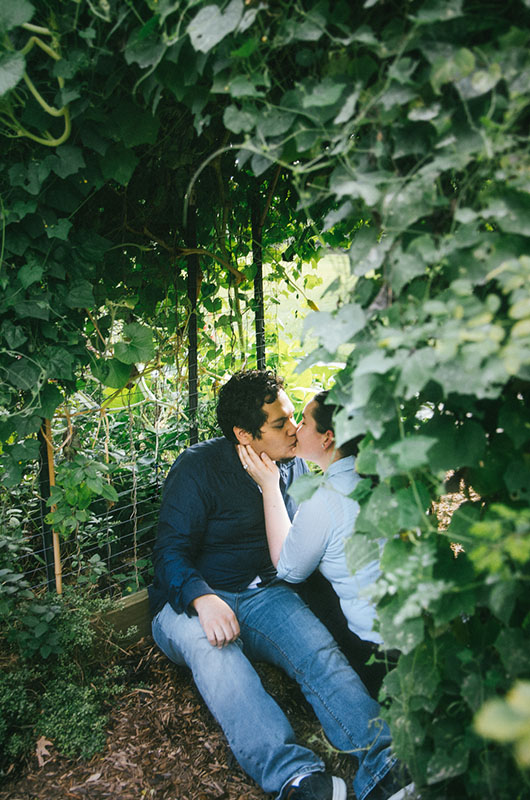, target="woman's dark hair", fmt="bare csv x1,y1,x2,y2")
311,390,362,458
217,370,285,442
